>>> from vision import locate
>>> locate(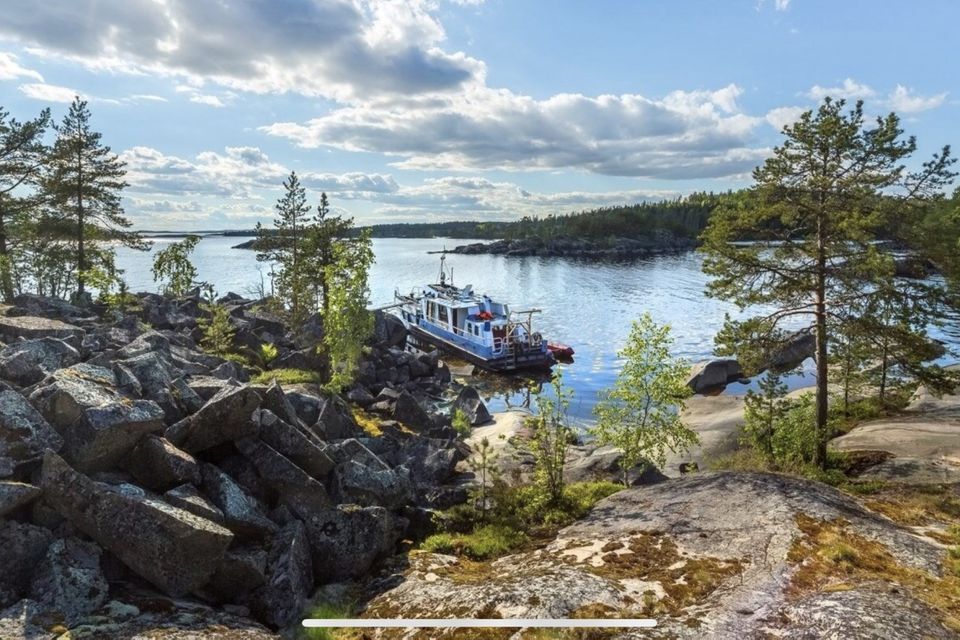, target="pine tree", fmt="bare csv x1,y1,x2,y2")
44,97,146,299
741,370,789,459
0,105,50,301
257,171,312,324
304,191,351,320
322,229,374,390
701,98,956,468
